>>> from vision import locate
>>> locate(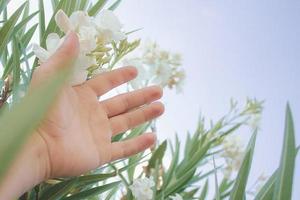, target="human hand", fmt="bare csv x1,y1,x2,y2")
0,32,164,199
31,32,164,178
